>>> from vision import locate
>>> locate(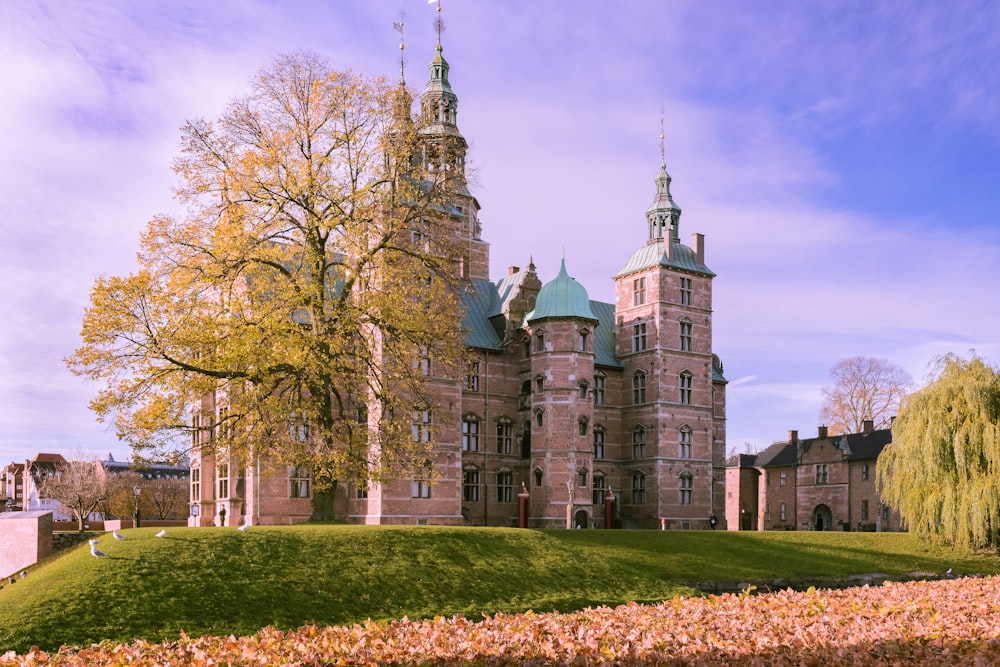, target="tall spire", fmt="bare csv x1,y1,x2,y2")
647,111,682,244
422,0,458,132
393,0,406,85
